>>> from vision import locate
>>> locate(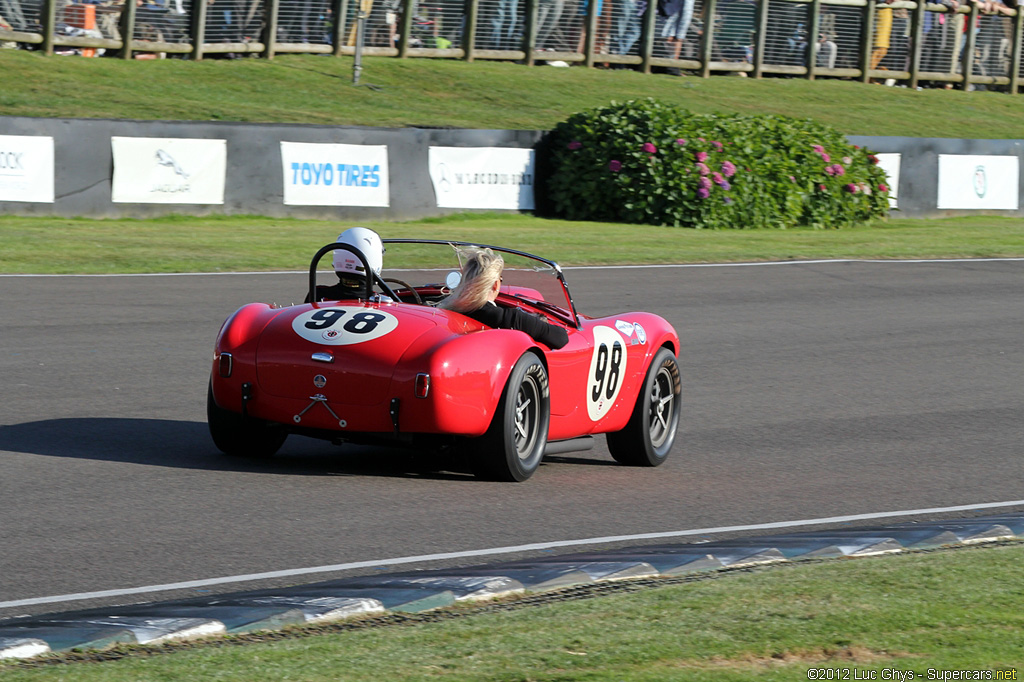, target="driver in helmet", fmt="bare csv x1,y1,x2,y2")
306,227,389,303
